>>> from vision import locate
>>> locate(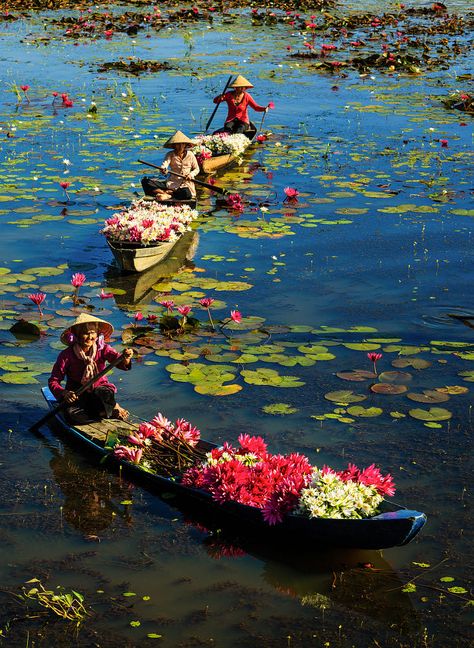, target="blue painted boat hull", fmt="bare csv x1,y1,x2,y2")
40,388,426,549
